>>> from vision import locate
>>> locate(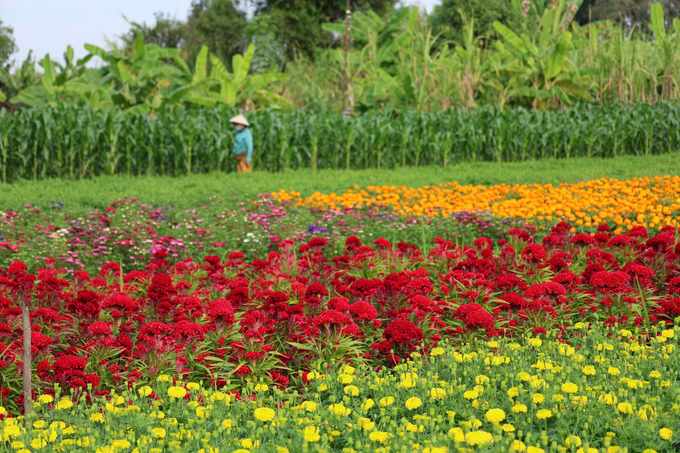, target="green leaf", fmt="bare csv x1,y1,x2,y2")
84,44,109,60
0,90,6,102
539,9,554,51
209,53,230,80
40,55,56,84
134,33,145,57
117,61,134,83
234,44,255,86
651,3,666,39
193,46,209,83
493,22,526,53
